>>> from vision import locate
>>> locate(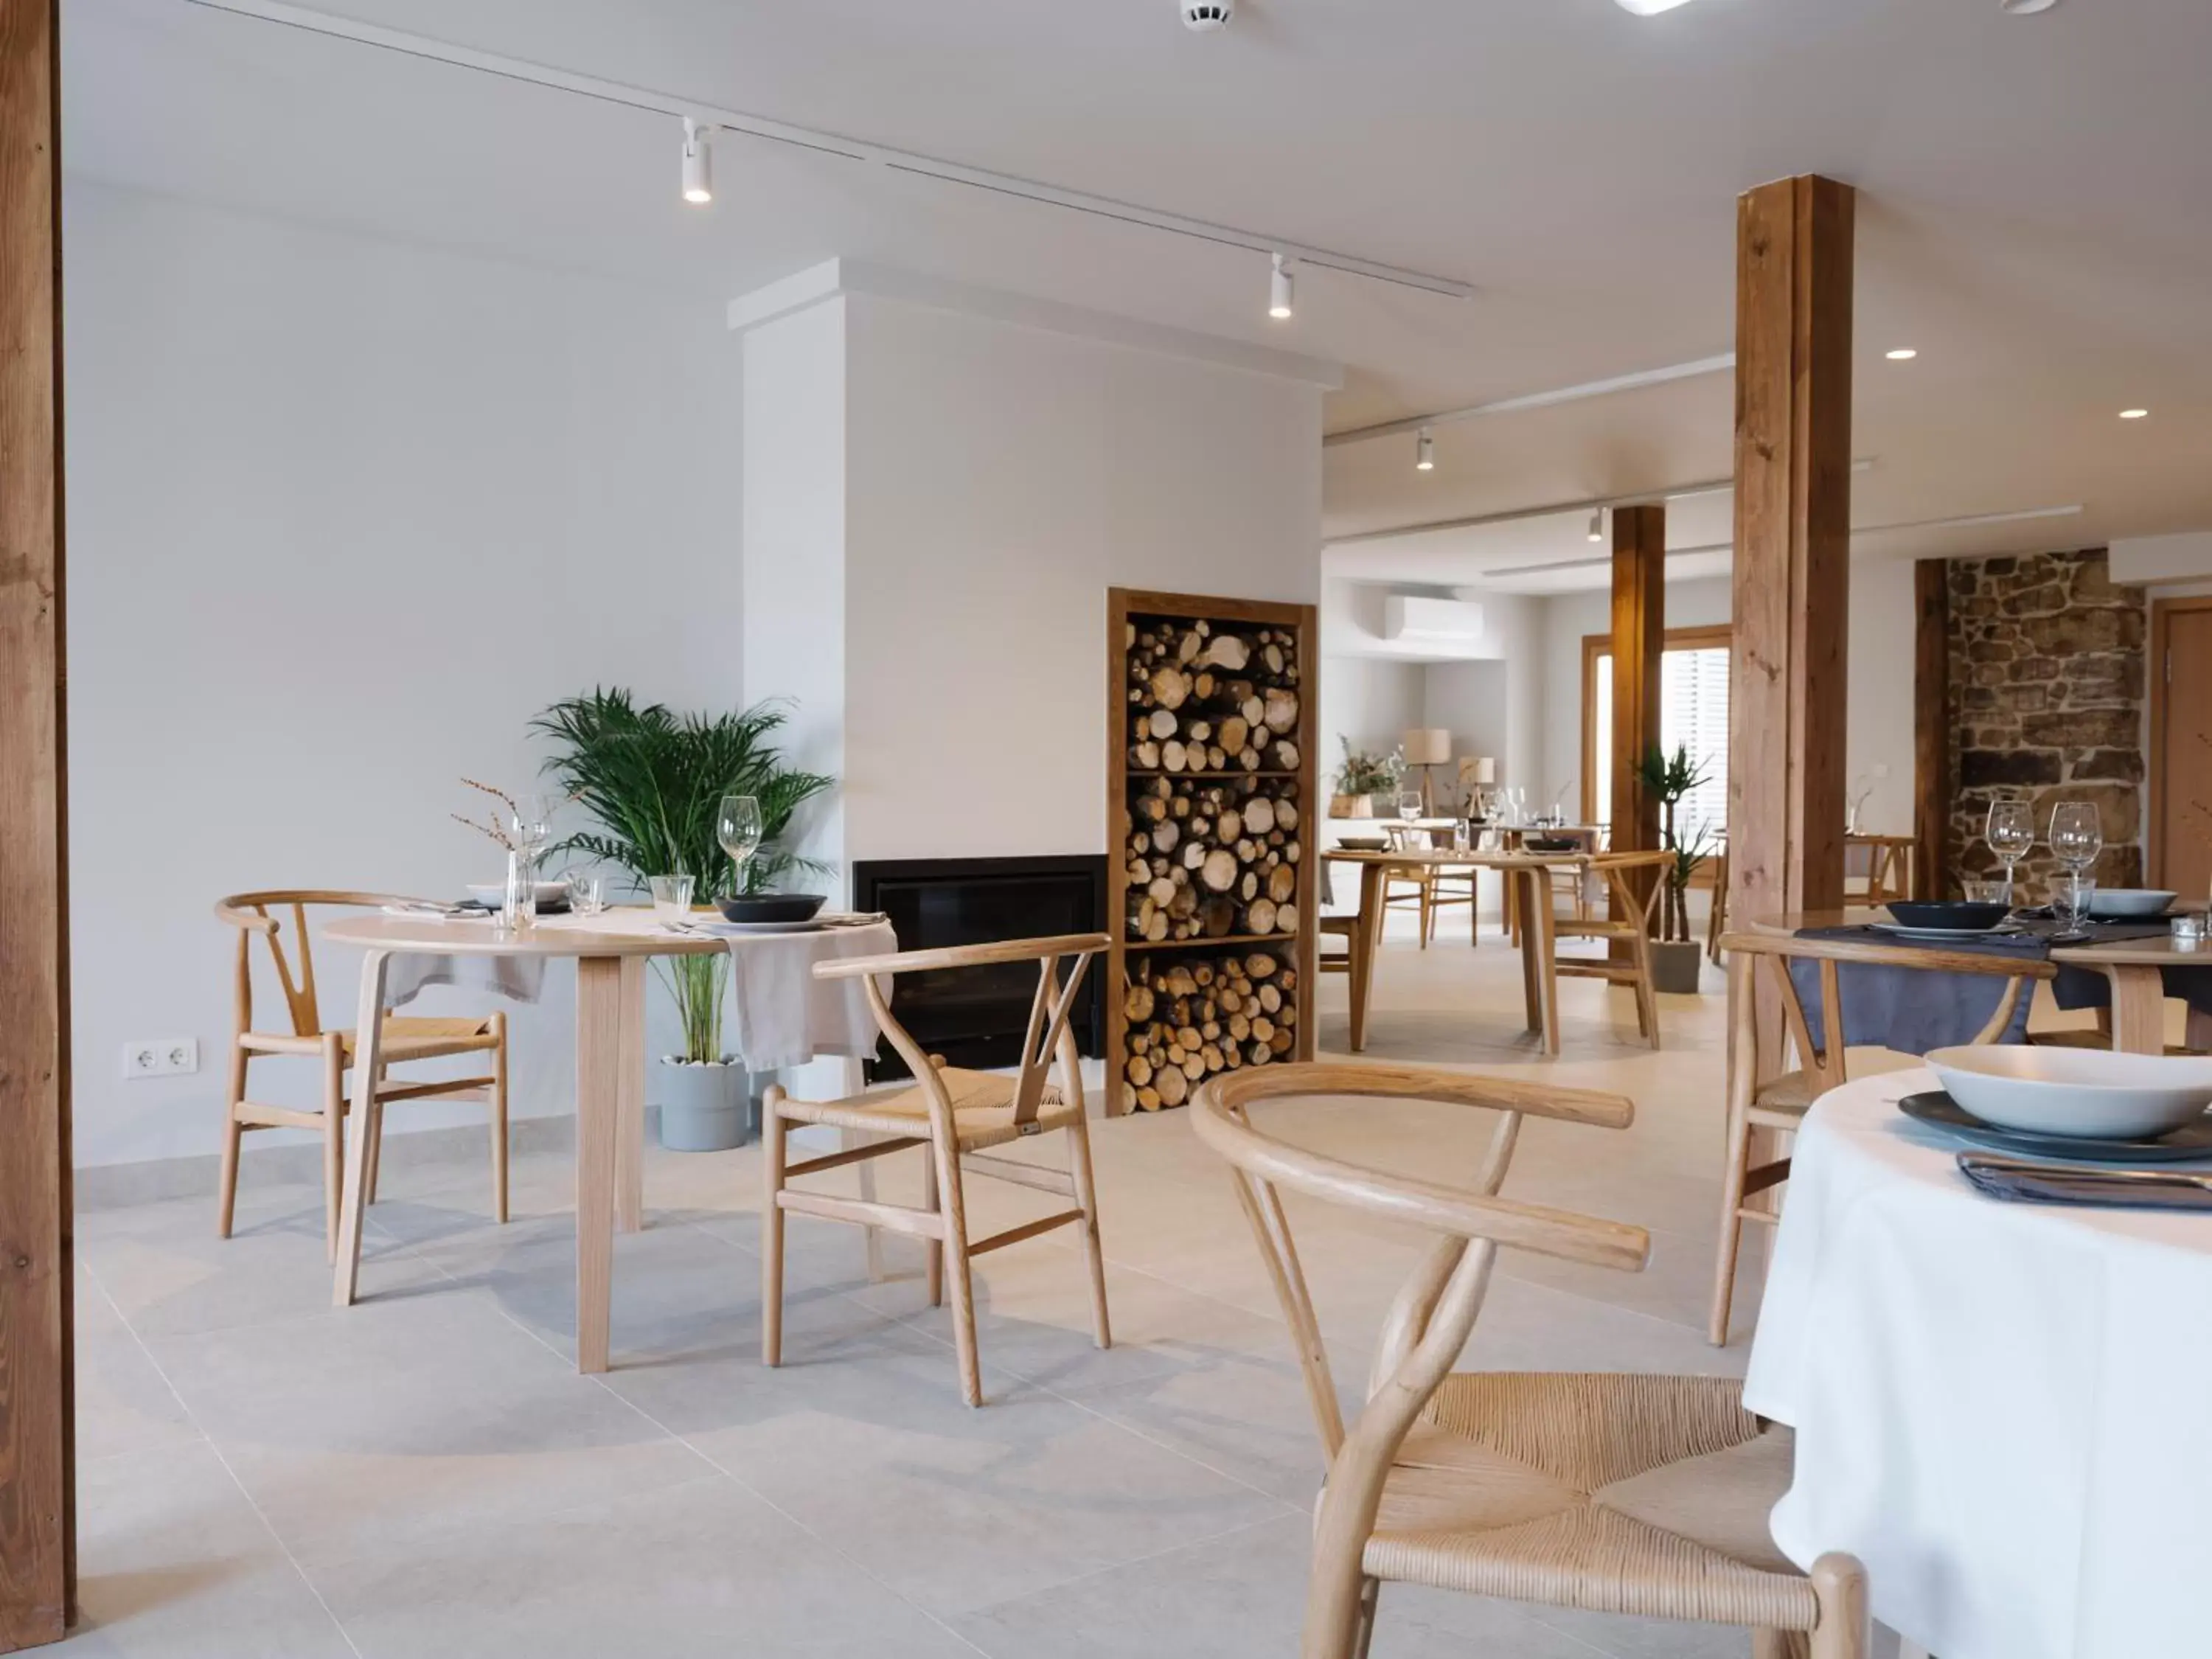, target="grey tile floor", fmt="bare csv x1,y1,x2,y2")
69,928,1885,1658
